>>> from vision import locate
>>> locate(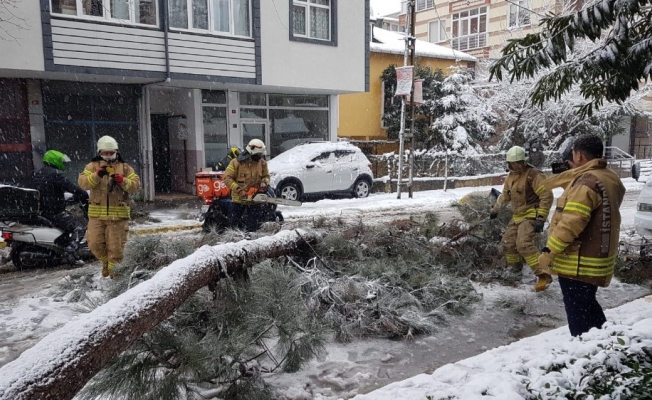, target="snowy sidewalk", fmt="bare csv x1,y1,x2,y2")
352,296,652,400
